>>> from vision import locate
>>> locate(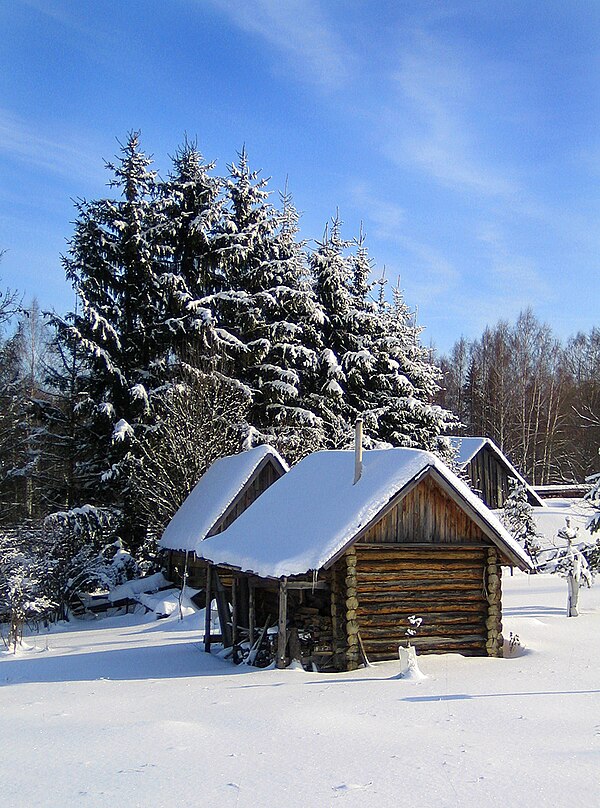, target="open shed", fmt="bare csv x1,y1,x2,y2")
192,448,532,671
160,444,288,589
450,437,545,510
